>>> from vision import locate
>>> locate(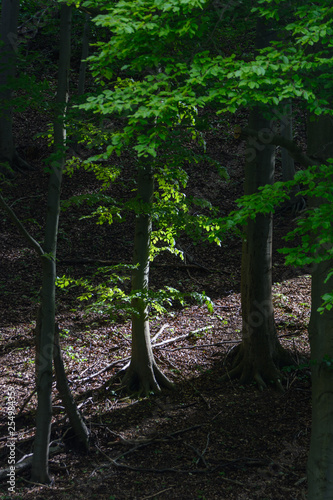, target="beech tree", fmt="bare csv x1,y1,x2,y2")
305,117,333,500
61,0,223,395
0,0,34,175
224,2,333,494
228,105,293,389
1,3,89,483
224,17,294,389
0,0,19,175
121,163,174,393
